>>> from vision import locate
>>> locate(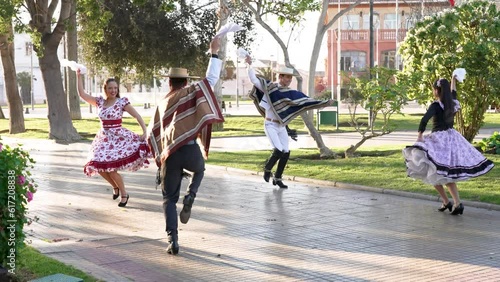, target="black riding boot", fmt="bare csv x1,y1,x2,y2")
166,230,179,255
263,149,283,182
273,151,290,188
